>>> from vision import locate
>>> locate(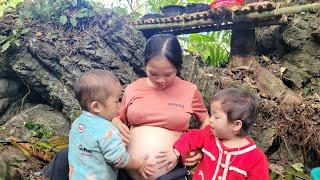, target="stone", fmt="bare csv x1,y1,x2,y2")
0,104,70,140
